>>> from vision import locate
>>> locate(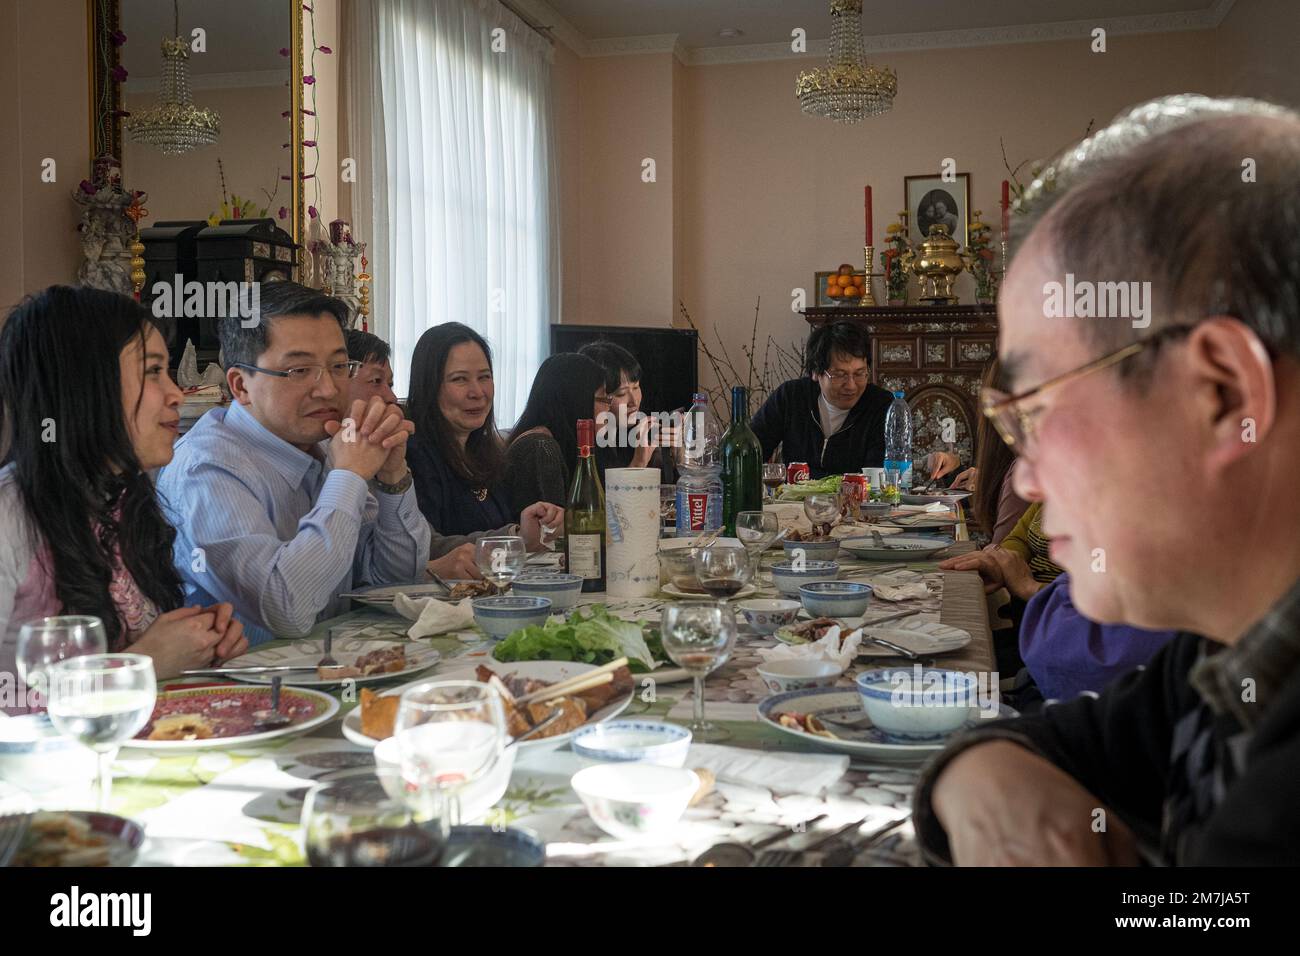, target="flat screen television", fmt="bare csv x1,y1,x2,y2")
548,324,699,417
